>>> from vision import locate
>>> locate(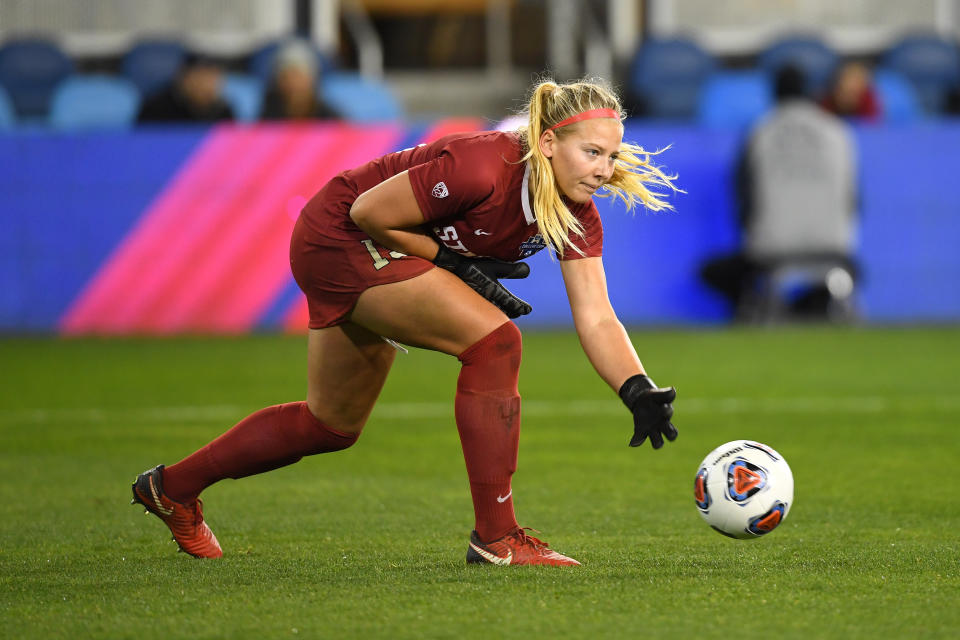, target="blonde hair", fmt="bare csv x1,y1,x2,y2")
517,78,680,257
